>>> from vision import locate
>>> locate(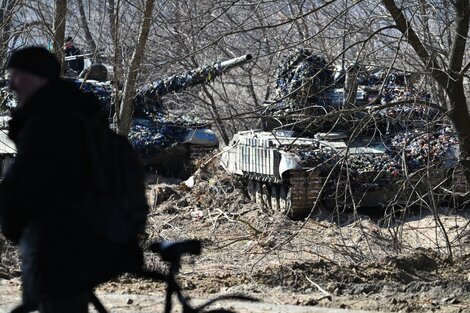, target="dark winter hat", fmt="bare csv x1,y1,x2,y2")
7,46,61,80
65,36,73,43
